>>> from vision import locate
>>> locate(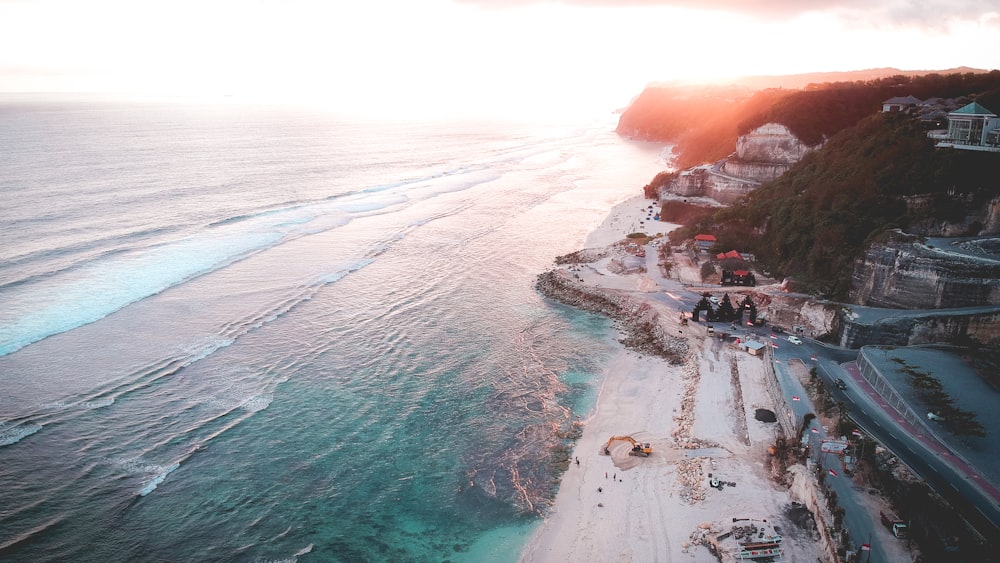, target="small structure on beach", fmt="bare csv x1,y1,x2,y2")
722,269,756,287
743,341,766,356
695,234,717,251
